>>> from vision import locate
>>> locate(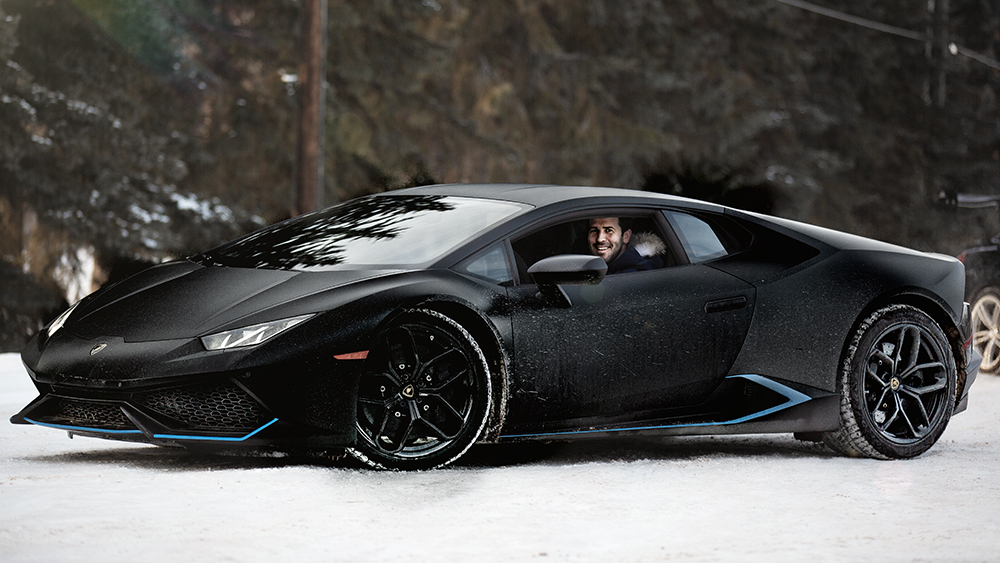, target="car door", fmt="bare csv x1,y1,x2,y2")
504,210,756,428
